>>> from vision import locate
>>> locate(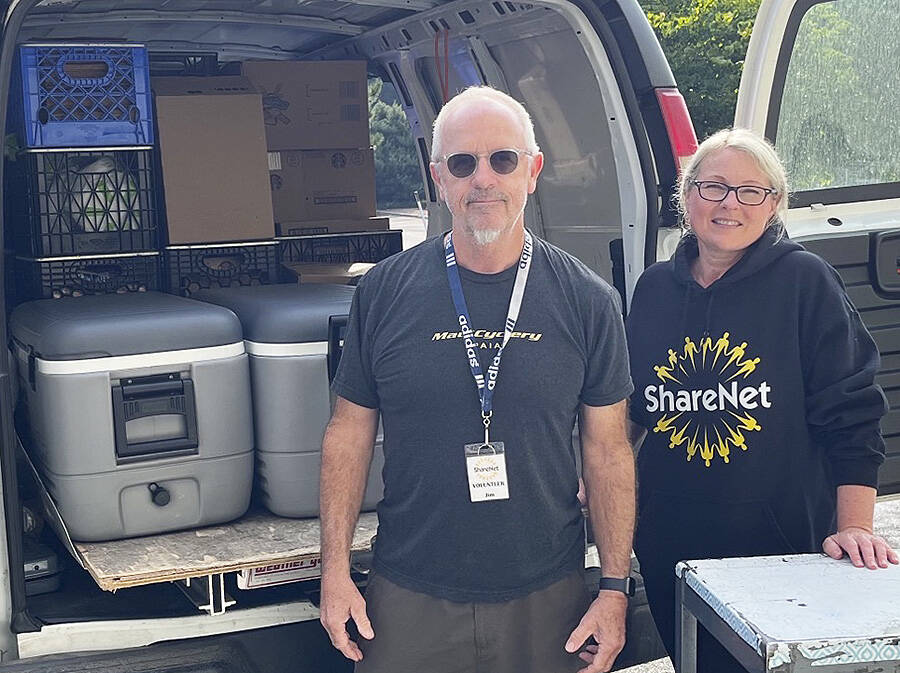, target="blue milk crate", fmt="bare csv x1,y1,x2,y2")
16,44,153,148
